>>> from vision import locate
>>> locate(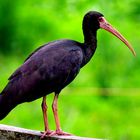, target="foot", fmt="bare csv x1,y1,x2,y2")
40,130,53,139
49,129,72,136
